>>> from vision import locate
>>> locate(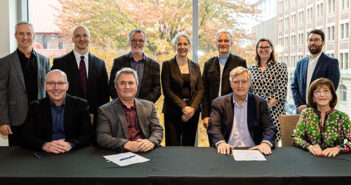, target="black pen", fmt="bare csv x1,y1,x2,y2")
33,153,41,159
